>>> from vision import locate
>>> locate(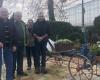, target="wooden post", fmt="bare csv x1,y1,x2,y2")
48,0,55,21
